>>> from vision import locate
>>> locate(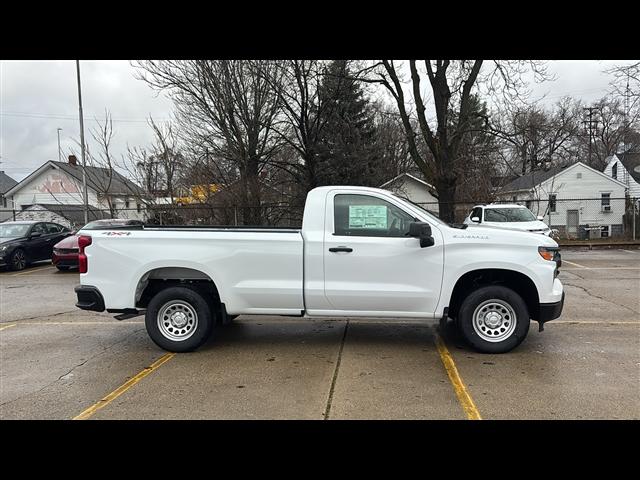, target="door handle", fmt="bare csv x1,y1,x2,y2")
329,246,353,253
